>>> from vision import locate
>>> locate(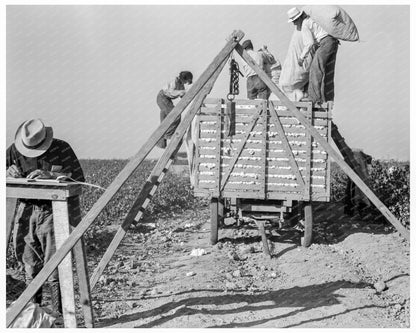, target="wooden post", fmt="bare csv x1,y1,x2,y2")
89,55,228,289
68,197,94,328
6,30,244,327
235,43,410,242
256,220,271,258
52,201,78,328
